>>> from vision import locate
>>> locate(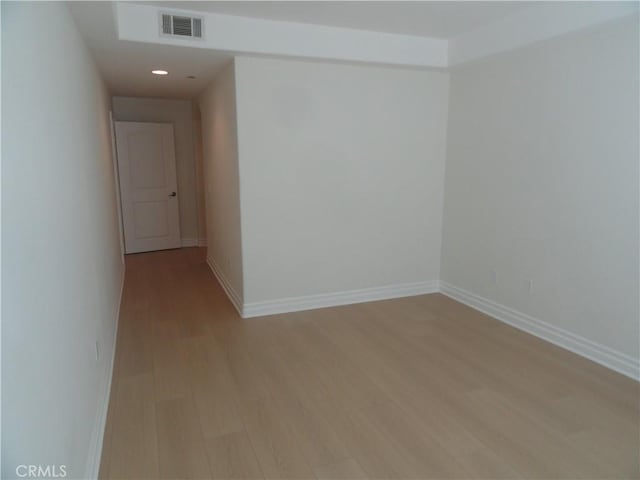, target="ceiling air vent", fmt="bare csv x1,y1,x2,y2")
160,13,204,39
